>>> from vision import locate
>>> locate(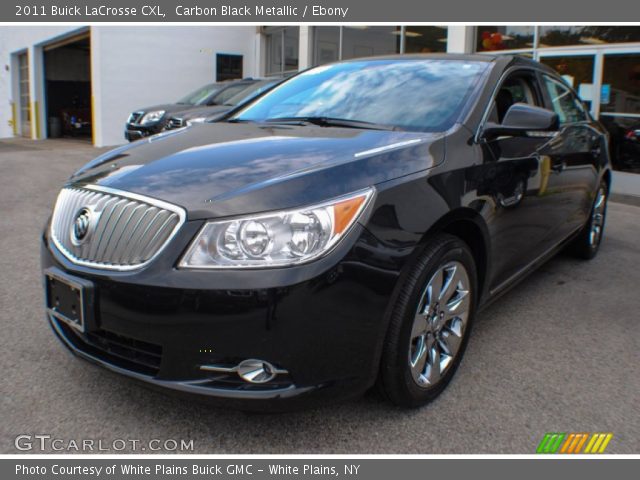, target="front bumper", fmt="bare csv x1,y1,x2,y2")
41,223,398,410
